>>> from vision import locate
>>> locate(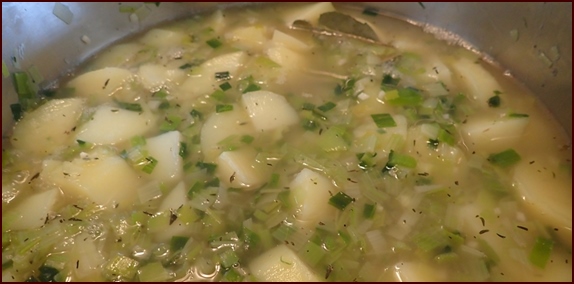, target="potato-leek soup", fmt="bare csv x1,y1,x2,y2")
2,2,572,282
